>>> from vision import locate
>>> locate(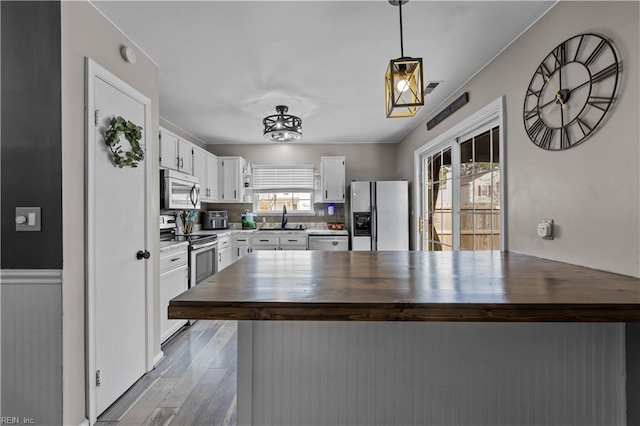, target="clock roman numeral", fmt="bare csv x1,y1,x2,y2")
527,88,542,98
574,34,585,62
561,127,571,149
591,63,618,84
576,118,592,136
524,107,539,120
584,39,607,66
553,42,567,68
587,96,611,112
527,118,545,141
539,127,555,150
536,63,552,78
